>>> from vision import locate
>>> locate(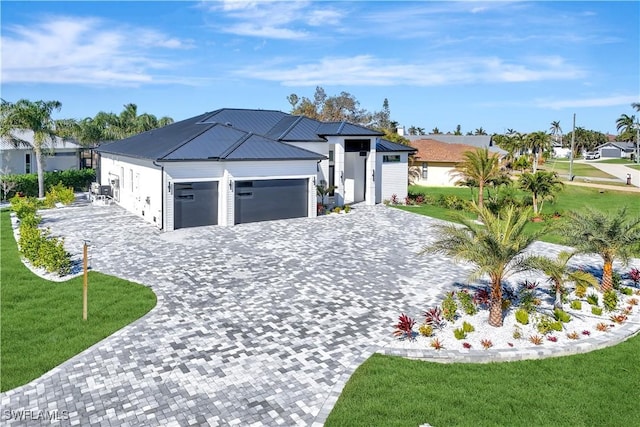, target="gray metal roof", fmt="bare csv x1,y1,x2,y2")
98,108,382,161
596,141,635,151
376,139,416,152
